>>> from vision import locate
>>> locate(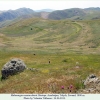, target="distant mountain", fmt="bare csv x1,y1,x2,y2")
48,7,100,20
0,7,100,23
48,8,85,20
35,9,54,12
85,7,100,11
0,8,35,22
